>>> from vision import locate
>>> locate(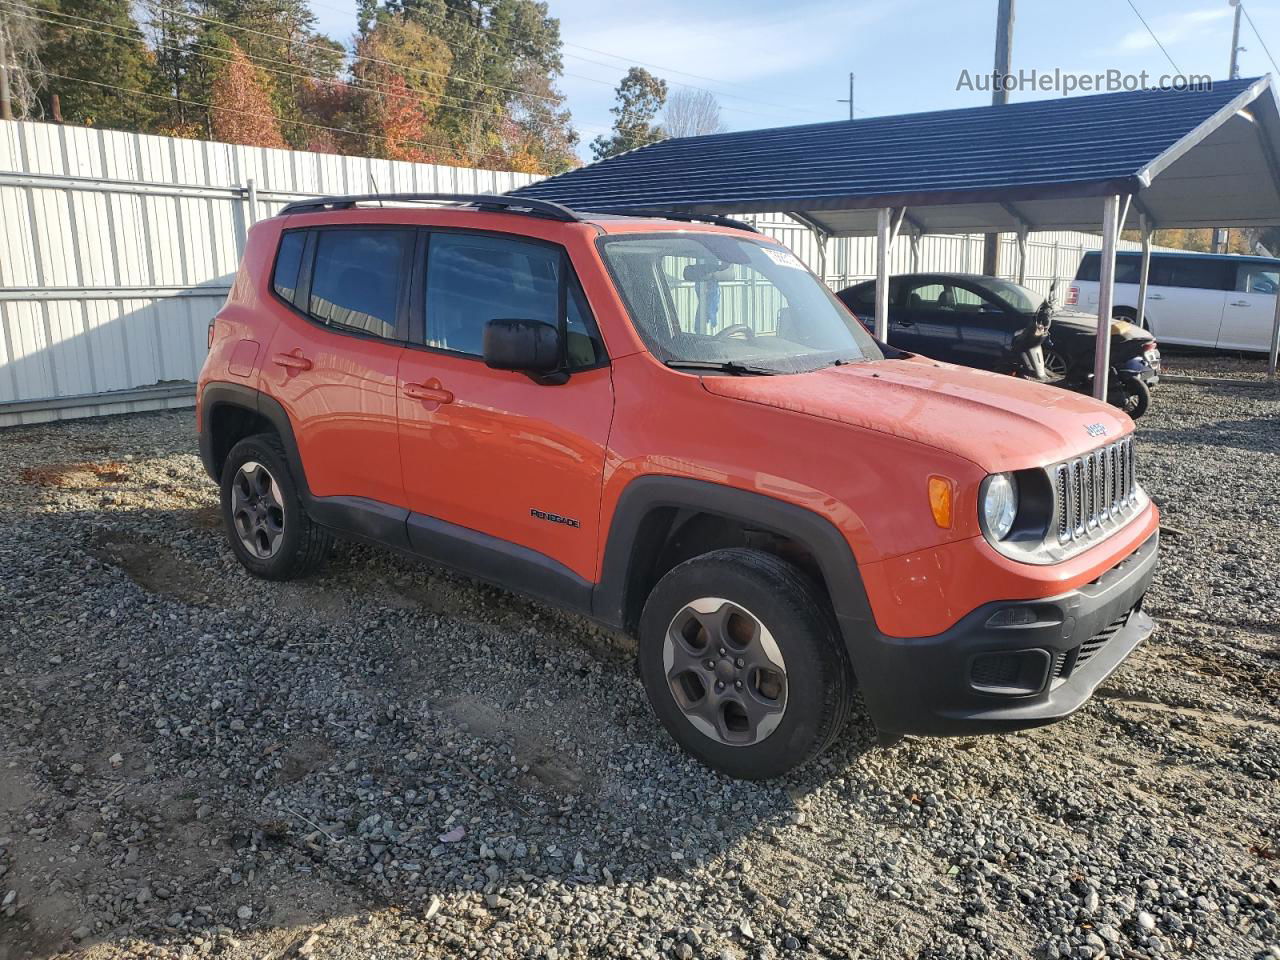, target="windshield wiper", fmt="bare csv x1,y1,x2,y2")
664,360,780,376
